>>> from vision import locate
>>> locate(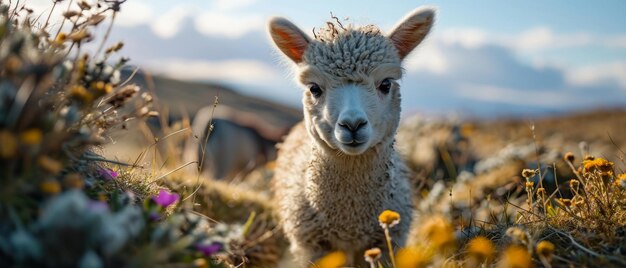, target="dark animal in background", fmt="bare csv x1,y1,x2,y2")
183,106,281,181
